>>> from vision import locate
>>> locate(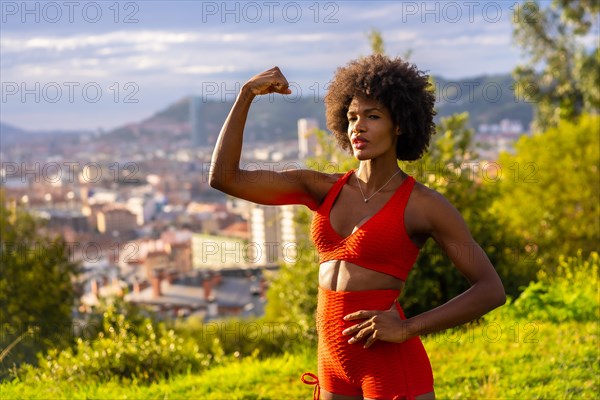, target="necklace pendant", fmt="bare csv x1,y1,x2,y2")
355,169,402,206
